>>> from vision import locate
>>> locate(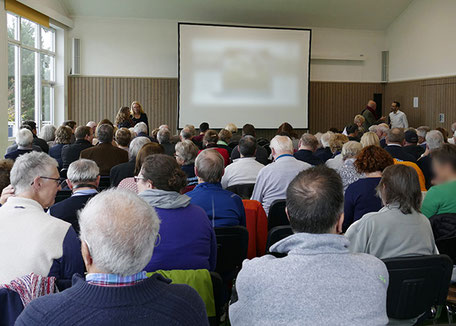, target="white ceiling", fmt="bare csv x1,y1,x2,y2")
59,0,413,30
